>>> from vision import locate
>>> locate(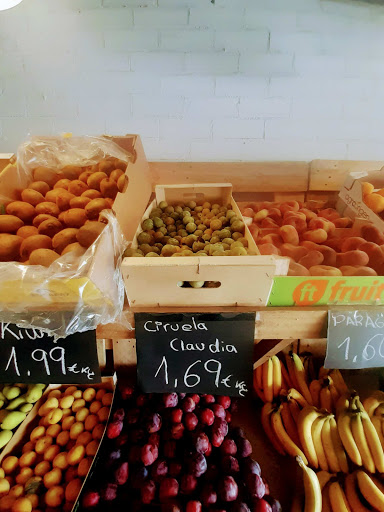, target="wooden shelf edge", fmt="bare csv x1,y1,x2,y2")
97,306,330,340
